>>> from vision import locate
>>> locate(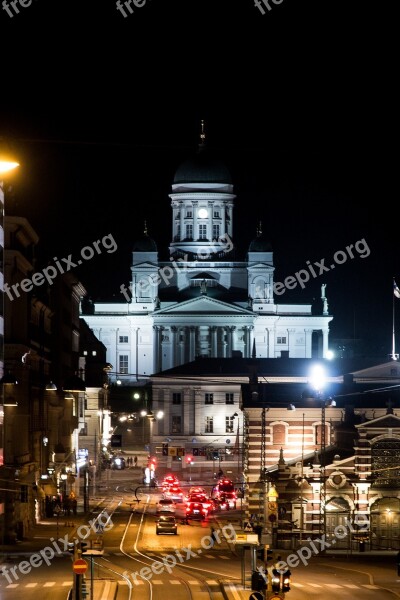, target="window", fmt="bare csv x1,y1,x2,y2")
92,351,97,356
83,350,88,356
119,336,128,343
226,416,235,433
172,393,181,405
273,424,286,445
205,416,214,433
213,210,220,218
186,210,192,218
371,439,400,487
172,416,181,433
213,224,220,239
205,393,214,405
199,224,207,240
119,355,129,374
277,336,287,344
186,224,193,238
225,393,234,405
